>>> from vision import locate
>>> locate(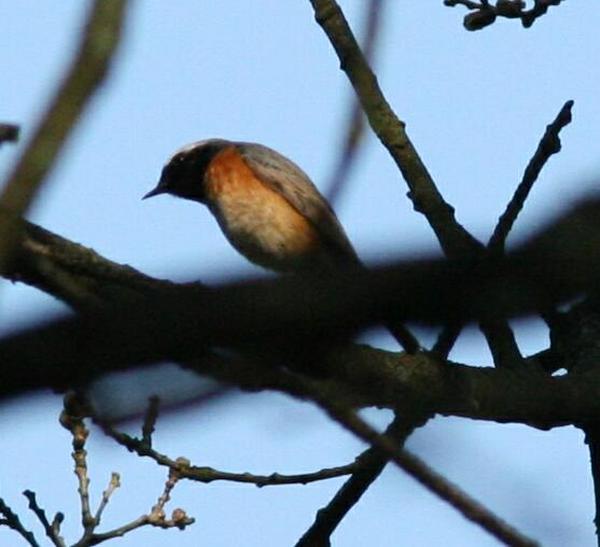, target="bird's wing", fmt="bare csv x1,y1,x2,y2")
236,142,360,266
